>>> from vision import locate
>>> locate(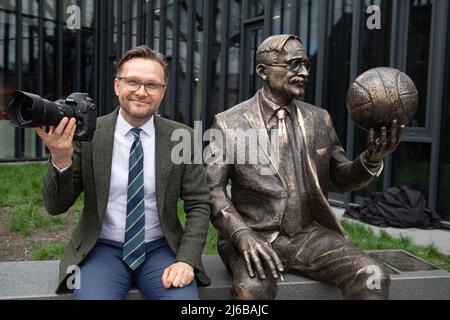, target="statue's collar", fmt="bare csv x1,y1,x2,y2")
259,89,295,124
